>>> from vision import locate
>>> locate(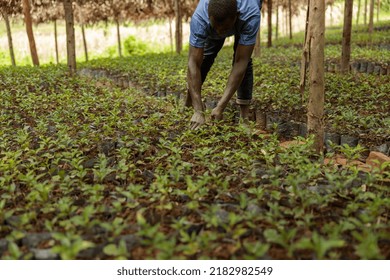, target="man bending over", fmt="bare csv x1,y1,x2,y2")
186,0,262,130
